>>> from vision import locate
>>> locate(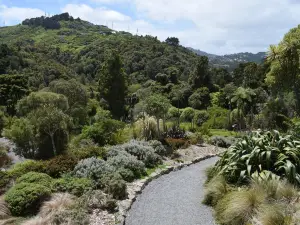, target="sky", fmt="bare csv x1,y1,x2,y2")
0,0,300,55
